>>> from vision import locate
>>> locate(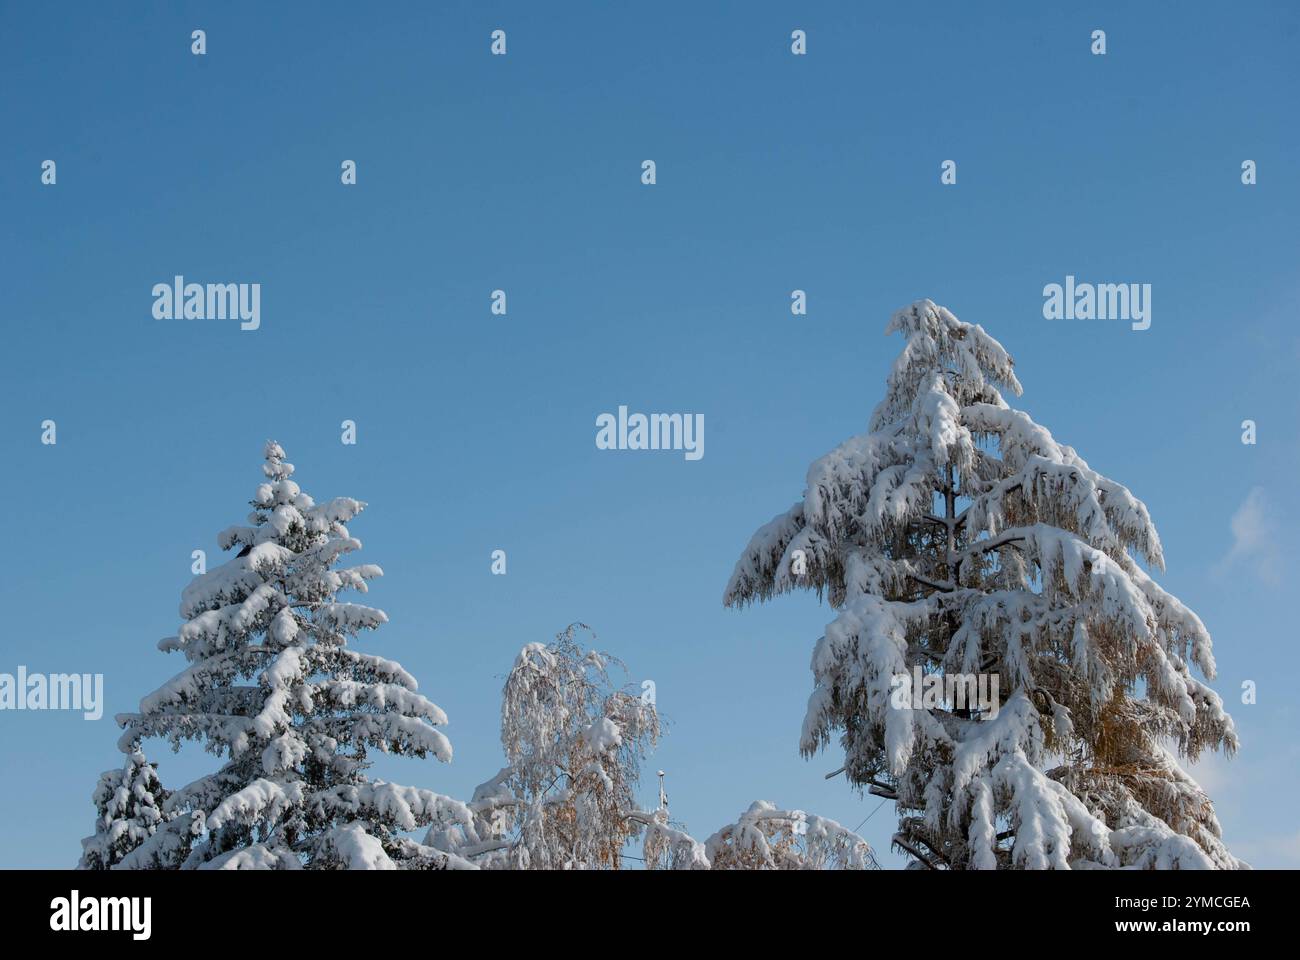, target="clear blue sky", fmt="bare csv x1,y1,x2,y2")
1,1,1297,868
